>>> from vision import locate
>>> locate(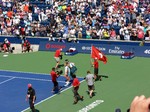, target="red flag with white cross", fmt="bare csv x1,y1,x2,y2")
91,45,107,64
